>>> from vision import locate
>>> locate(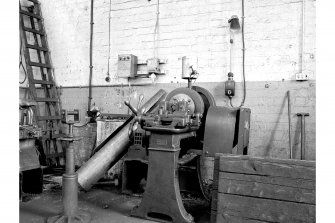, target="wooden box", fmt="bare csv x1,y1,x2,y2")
211,154,315,223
